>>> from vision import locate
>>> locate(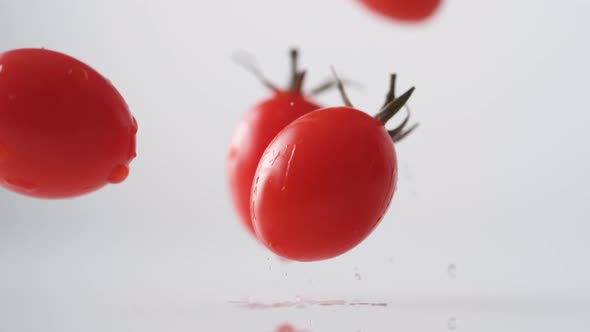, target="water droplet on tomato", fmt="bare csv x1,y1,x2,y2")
289,102,295,107
131,116,138,134
68,67,89,81
0,144,8,162
107,164,129,184
0,64,3,74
